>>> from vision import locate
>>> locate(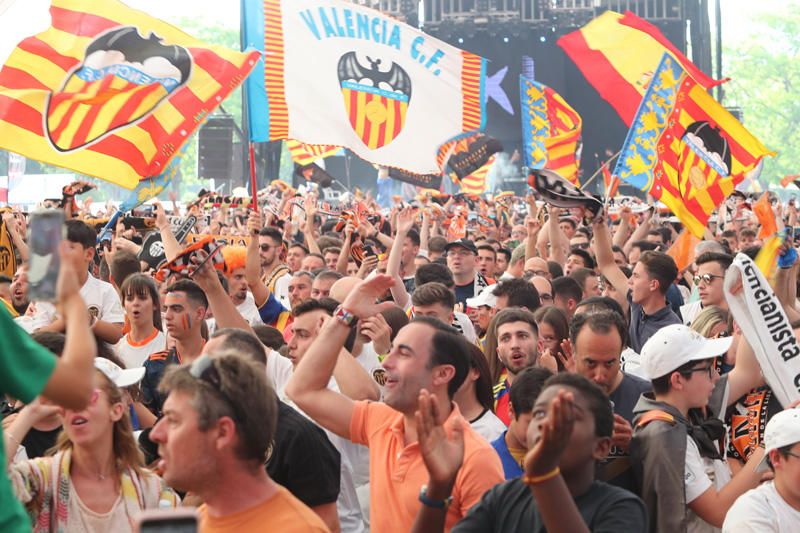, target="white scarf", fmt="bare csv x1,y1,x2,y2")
725,253,800,406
